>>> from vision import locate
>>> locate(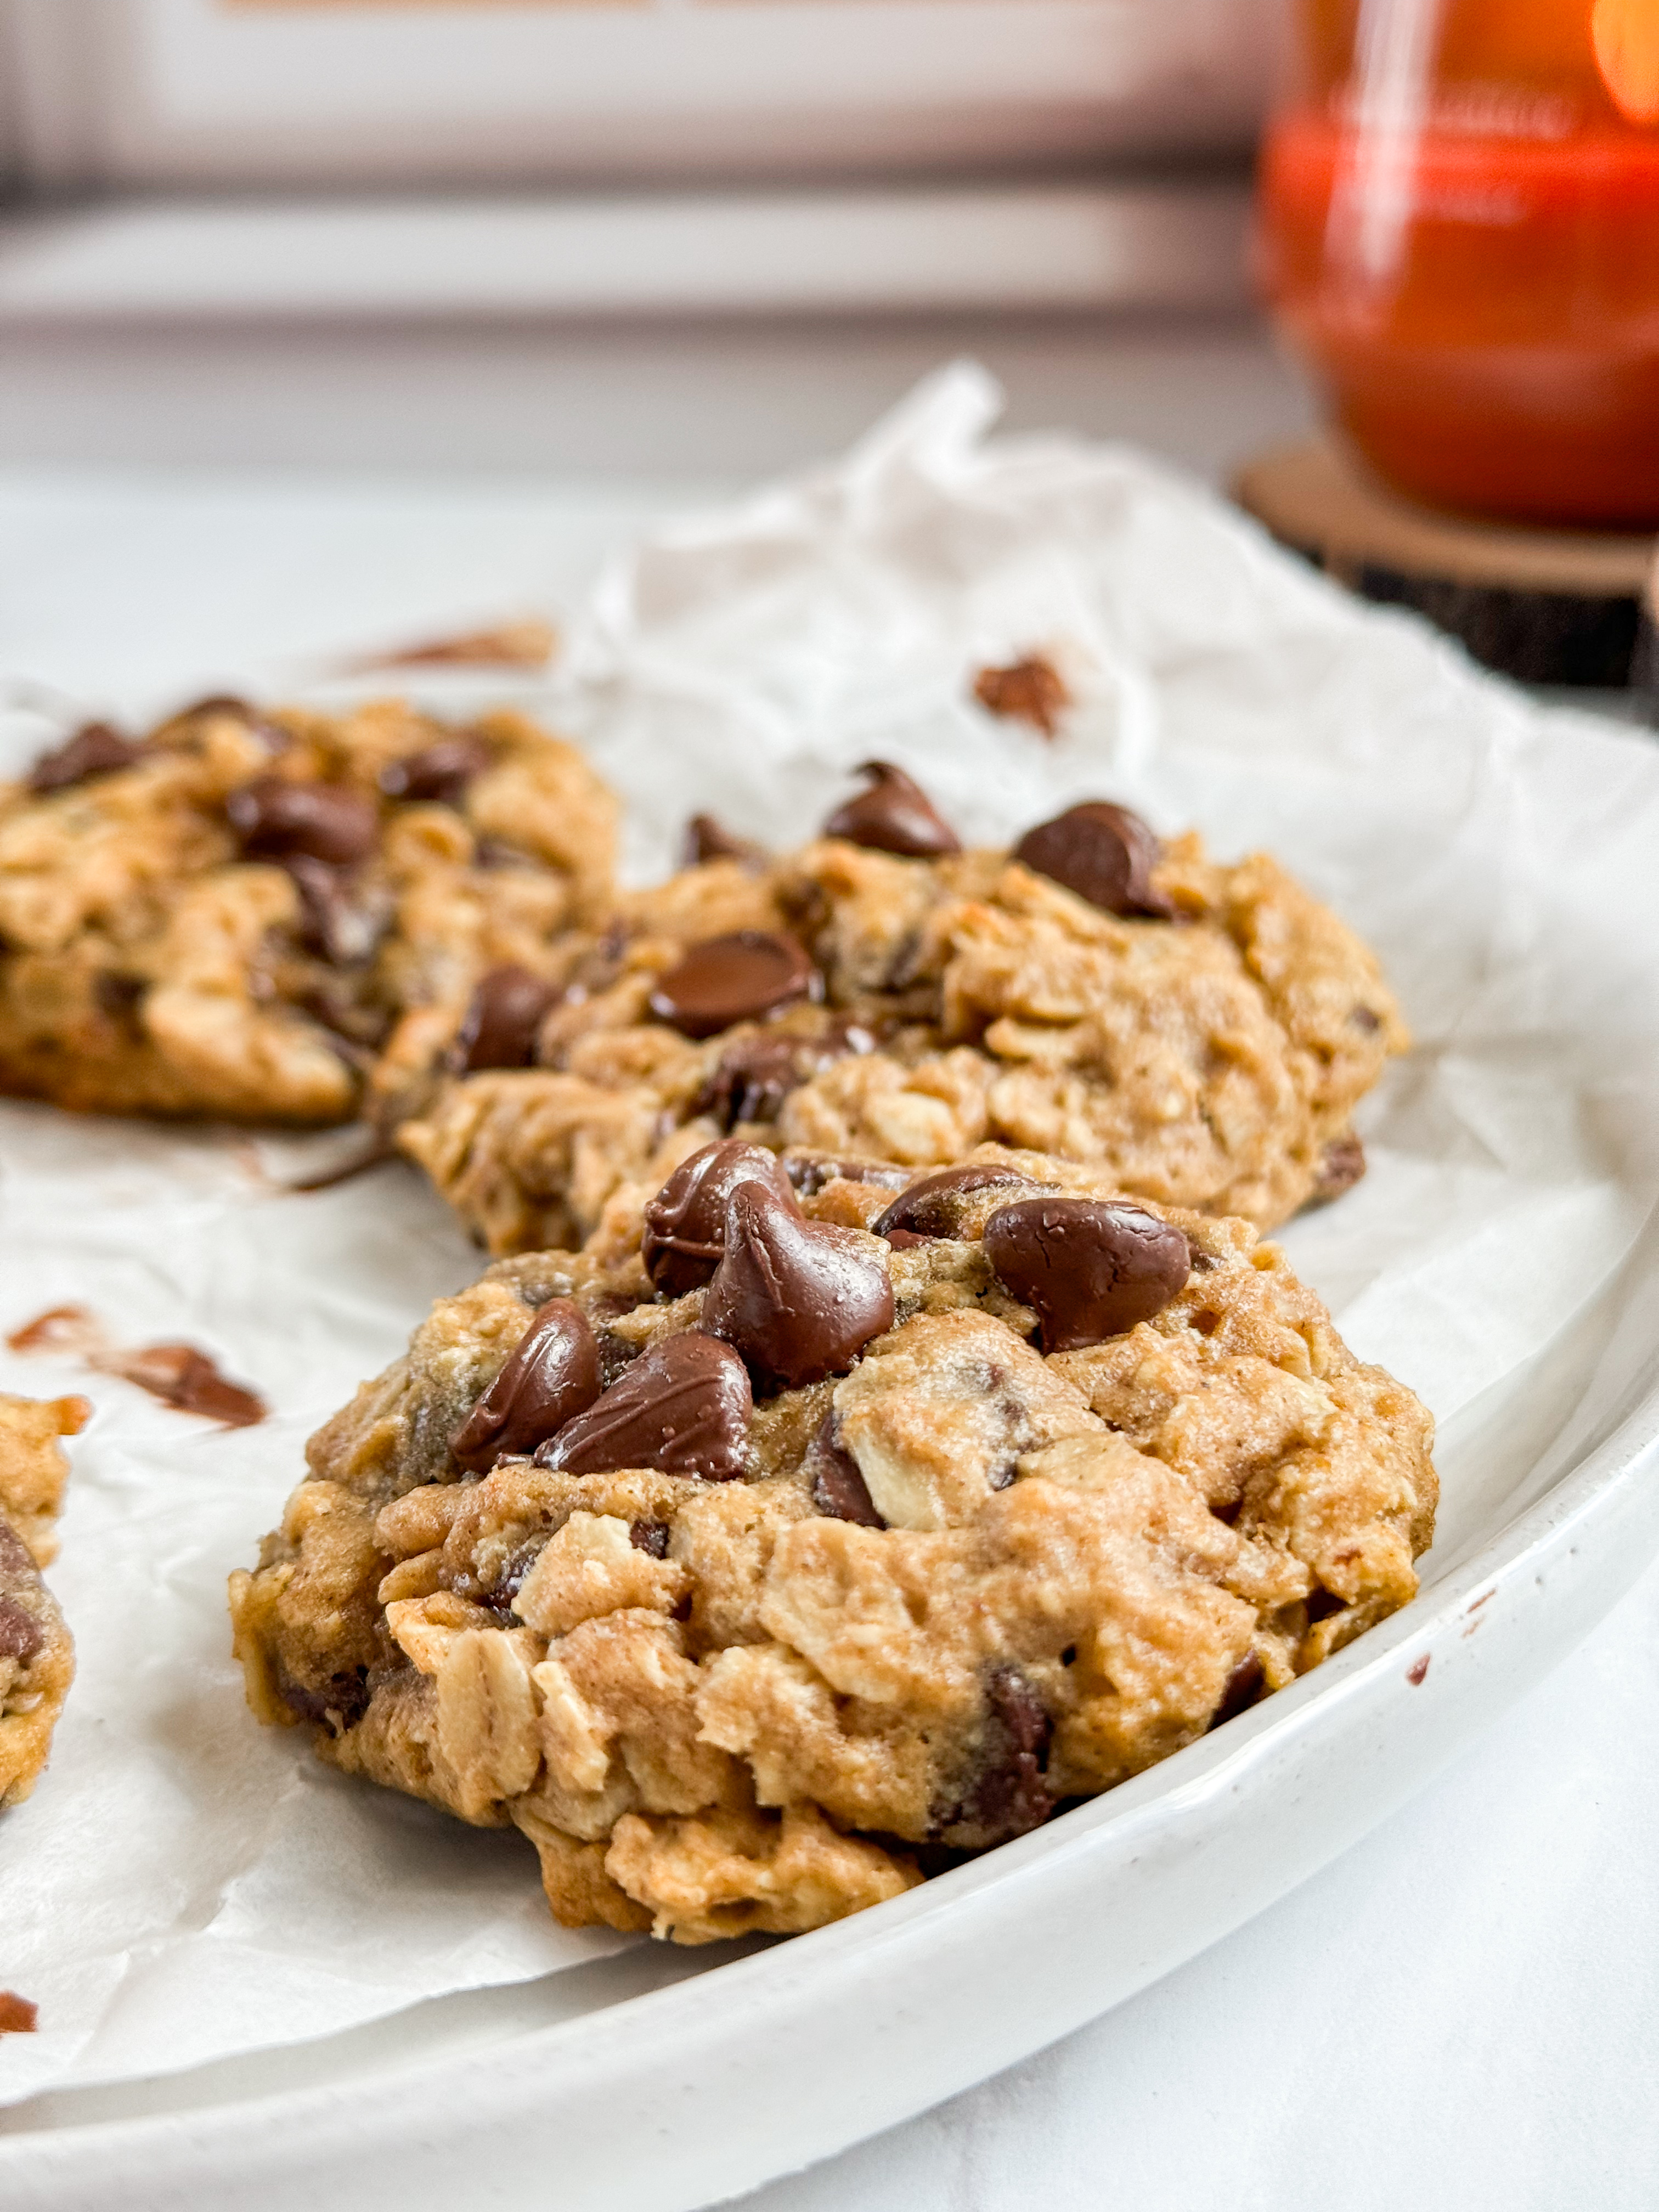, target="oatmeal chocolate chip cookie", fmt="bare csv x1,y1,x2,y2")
230,1141,1436,1945
0,696,617,1125
0,1393,83,1808
399,770,1407,1255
